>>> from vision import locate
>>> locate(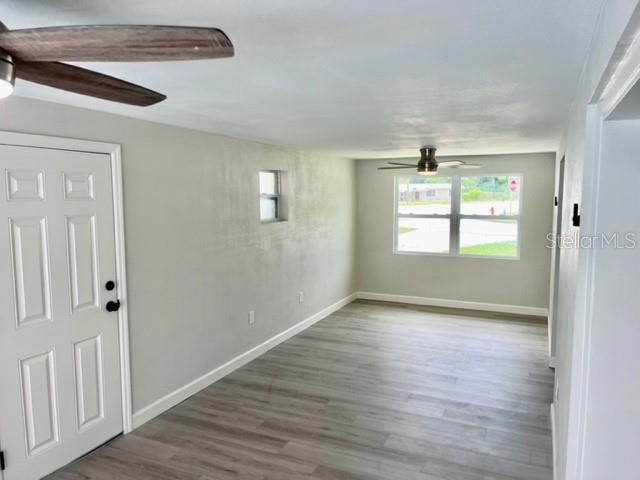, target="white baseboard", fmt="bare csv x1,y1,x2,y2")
356,291,548,318
132,291,545,429
551,402,558,480
132,292,357,429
